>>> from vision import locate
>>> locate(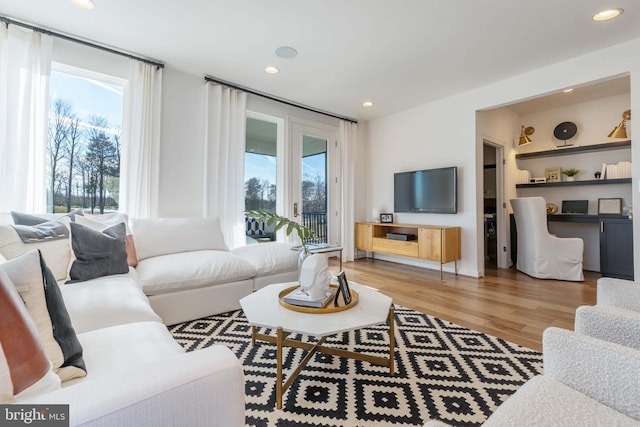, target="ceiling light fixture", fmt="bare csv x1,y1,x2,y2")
563,88,574,93
265,66,279,74
592,8,623,21
362,101,374,107
275,46,298,59
70,0,95,10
